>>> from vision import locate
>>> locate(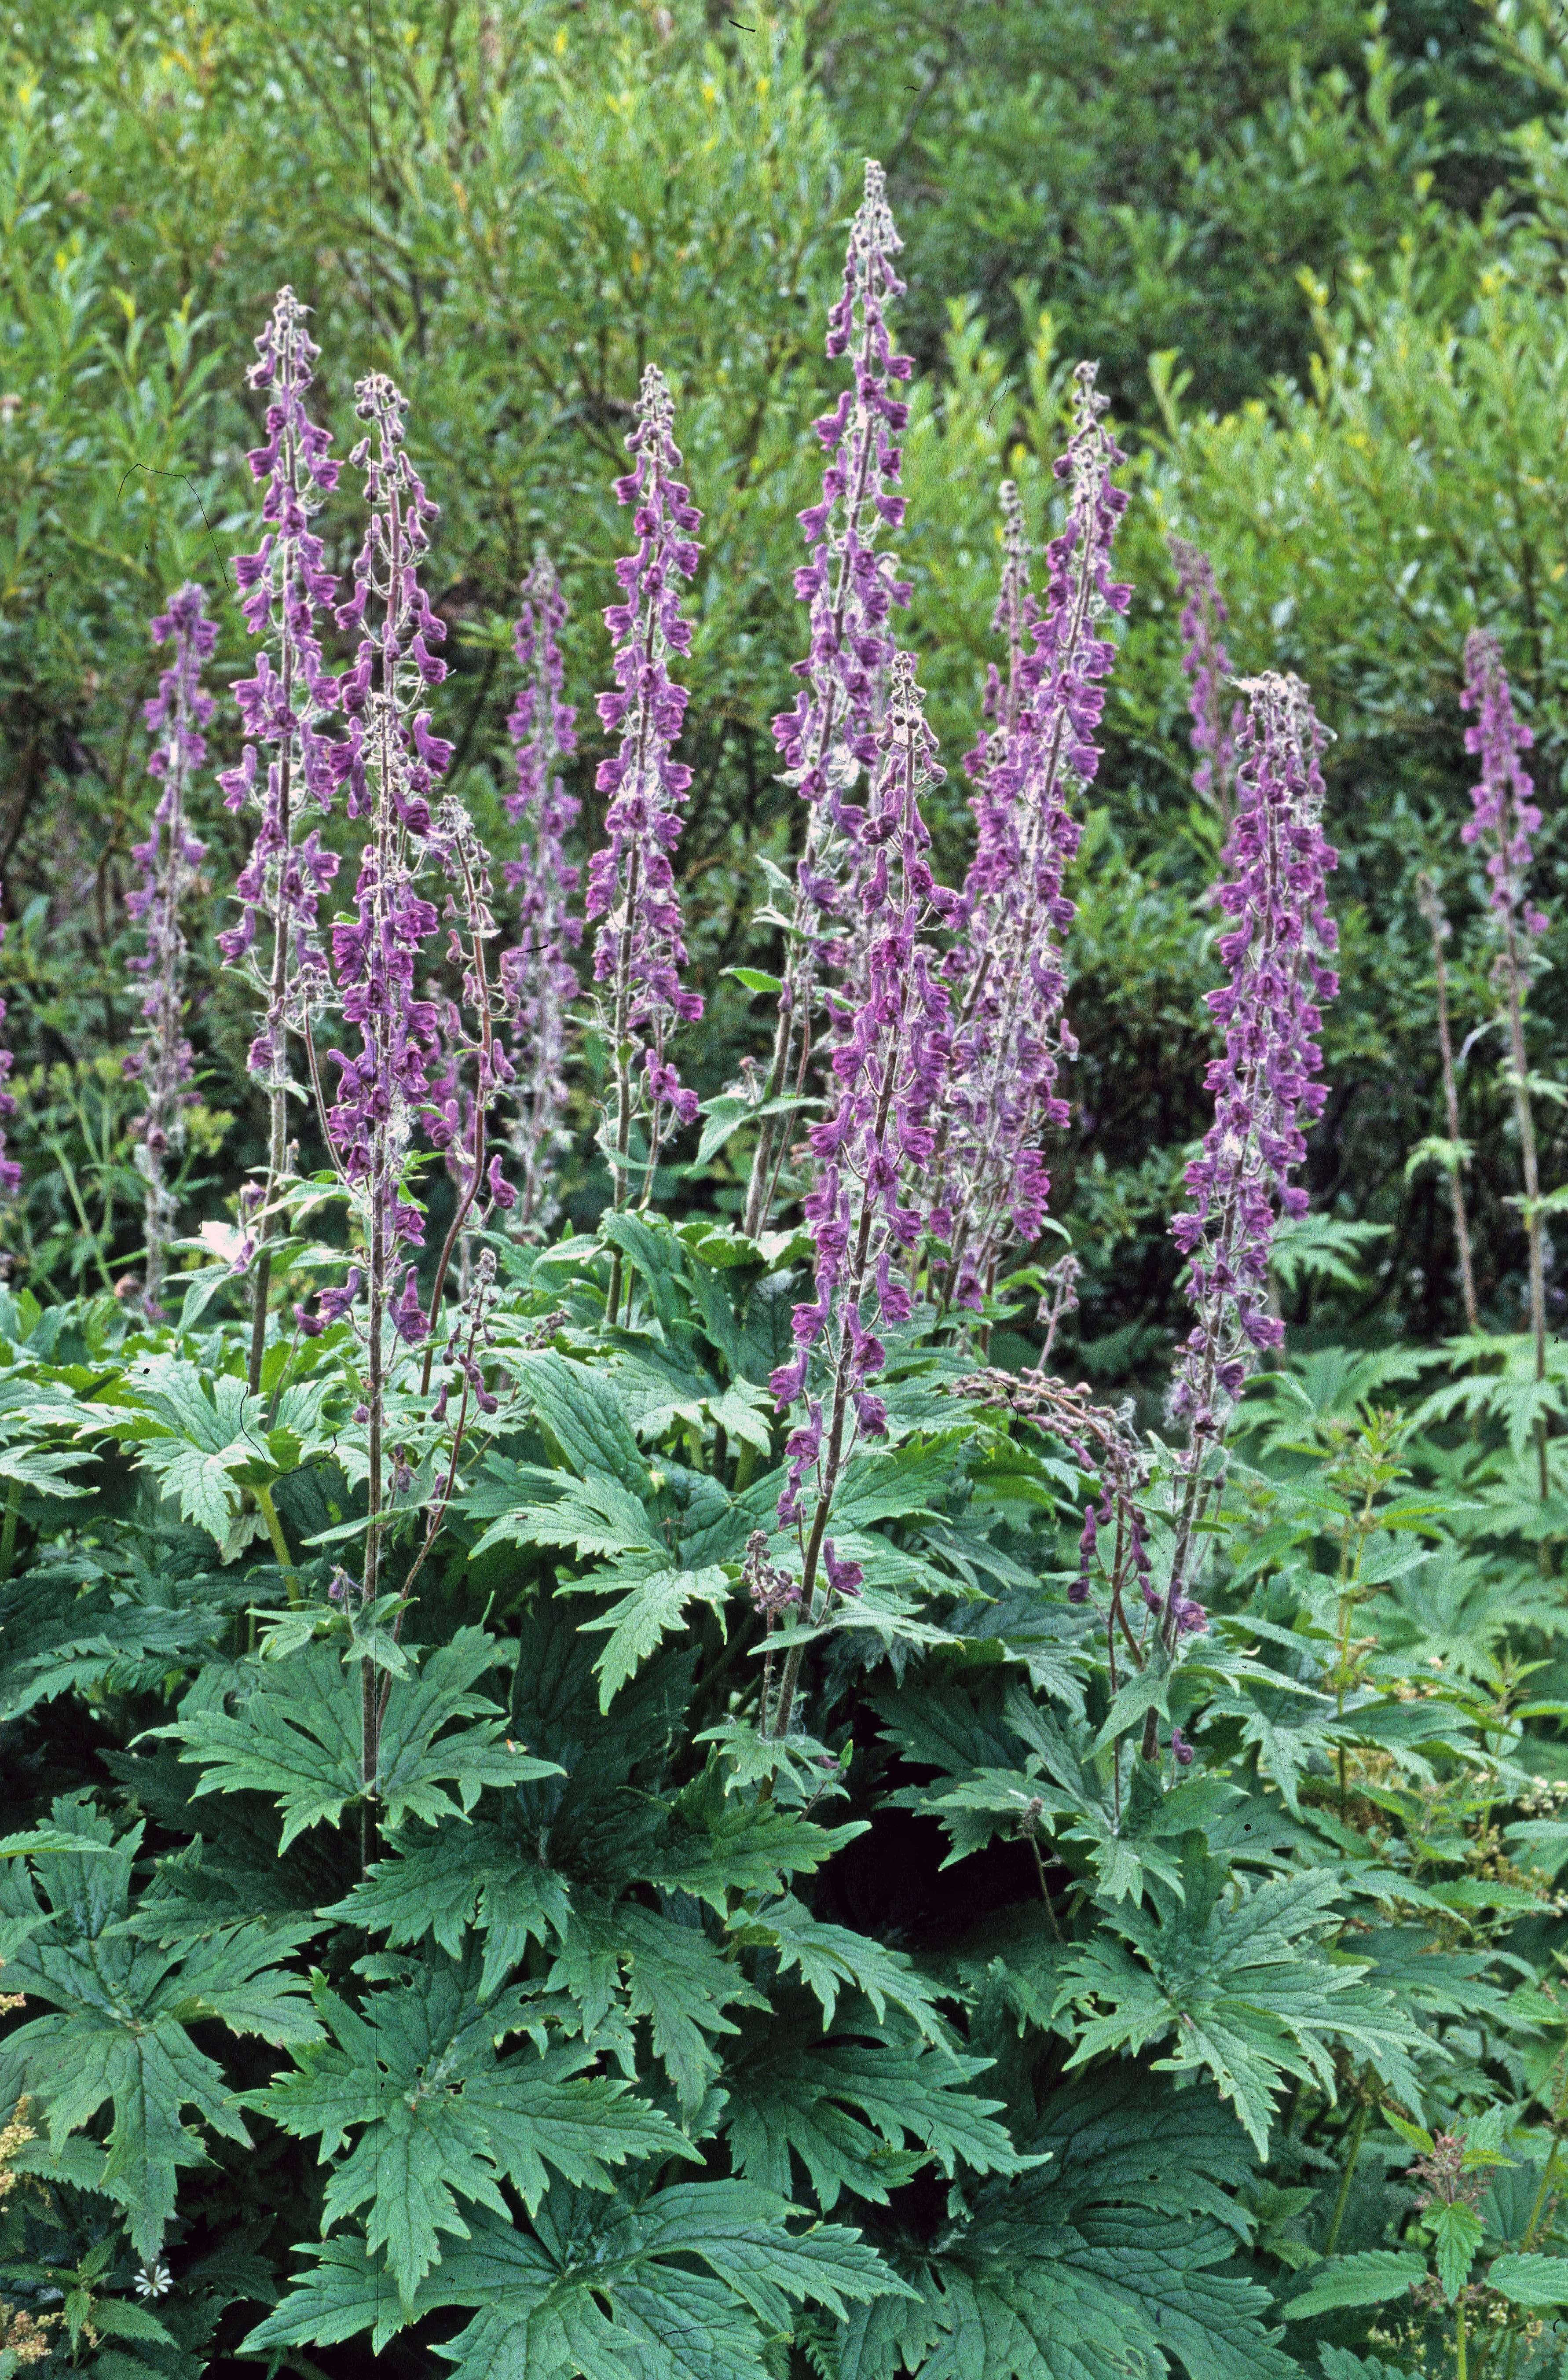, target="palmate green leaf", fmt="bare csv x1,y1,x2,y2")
468,1466,655,1562
245,2182,906,2373
320,1823,572,1999
107,1356,341,1543
722,1995,1026,2210
648,1756,867,1910
155,1627,560,1851
1054,1840,1426,2154
513,1349,649,1491
546,1899,766,2111
571,1561,731,1711
255,1955,694,2307
0,1797,319,2260
728,1896,946,2041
